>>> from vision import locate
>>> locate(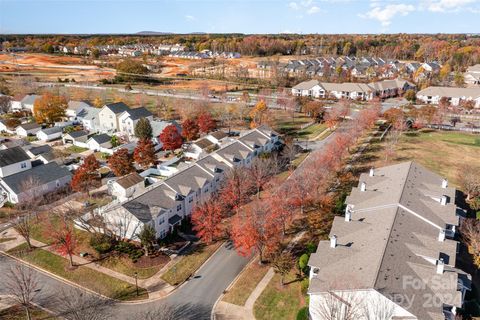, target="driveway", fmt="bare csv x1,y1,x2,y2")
0,241,250,319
